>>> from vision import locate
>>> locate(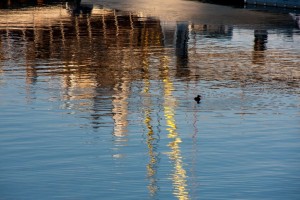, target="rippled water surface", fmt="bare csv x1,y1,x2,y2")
0,0,300,199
